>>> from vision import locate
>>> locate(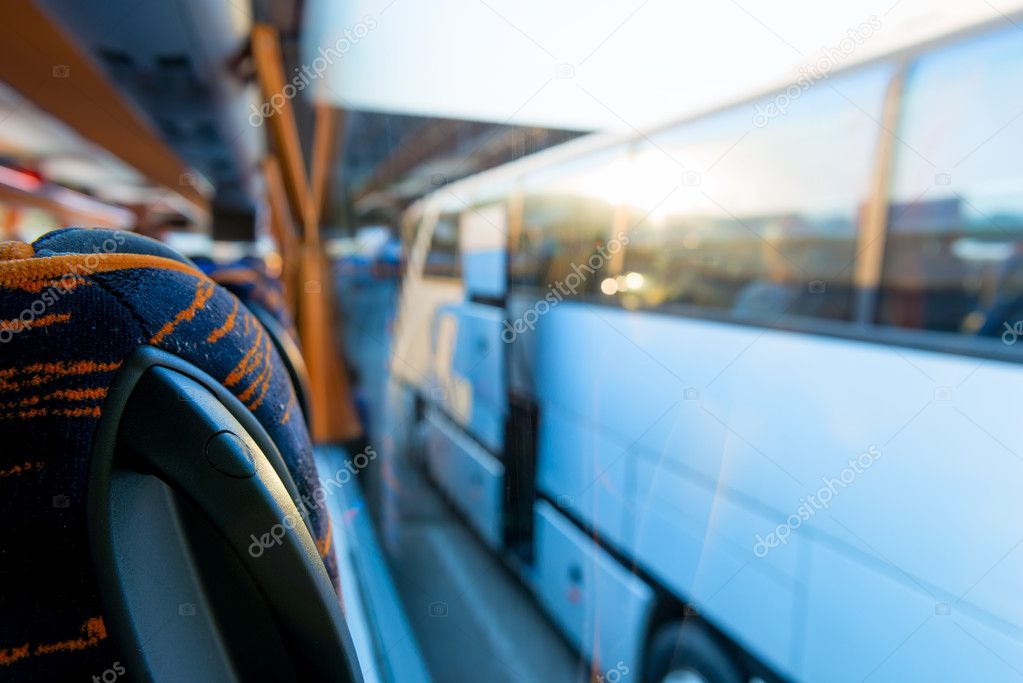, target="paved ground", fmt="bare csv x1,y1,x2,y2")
380,455,586,683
